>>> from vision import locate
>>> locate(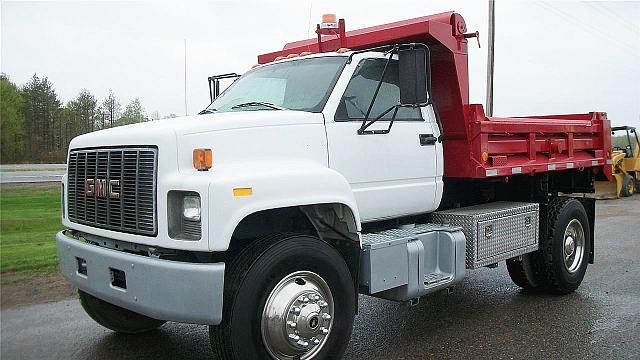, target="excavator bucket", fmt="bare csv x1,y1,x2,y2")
594,173,623,199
